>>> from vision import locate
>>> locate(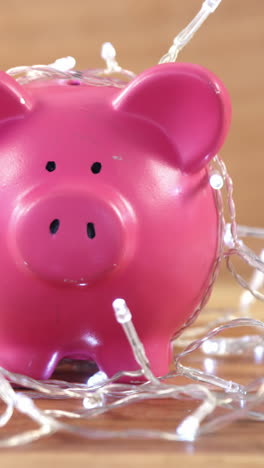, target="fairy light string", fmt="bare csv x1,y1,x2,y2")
159,0,223,64
2,0,264,446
